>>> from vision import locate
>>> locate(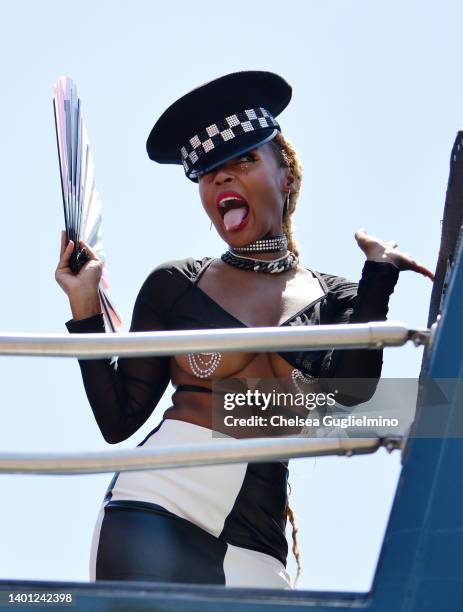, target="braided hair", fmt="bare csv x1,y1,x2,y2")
268,132,303,259
287,502,302,587
268,132,304,586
